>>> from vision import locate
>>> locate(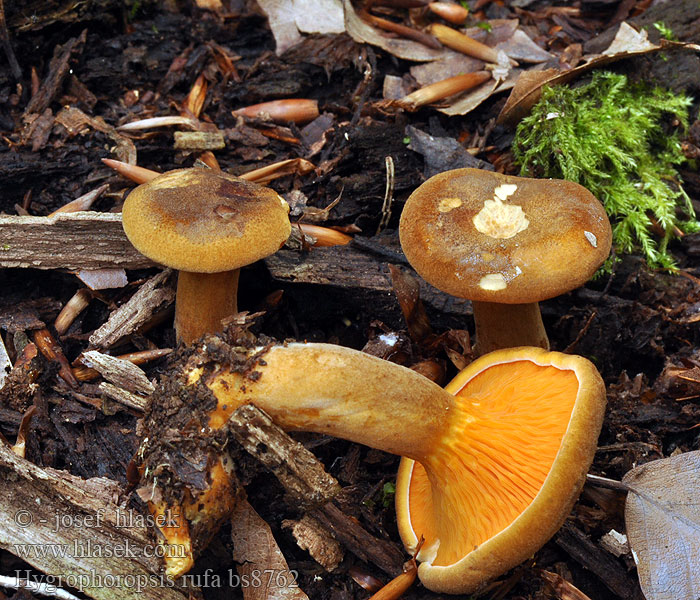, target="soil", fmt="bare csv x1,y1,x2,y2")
1,1,700,599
